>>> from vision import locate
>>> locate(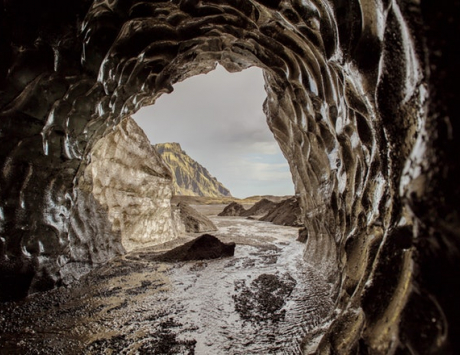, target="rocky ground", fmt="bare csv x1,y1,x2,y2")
0,205,334,355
